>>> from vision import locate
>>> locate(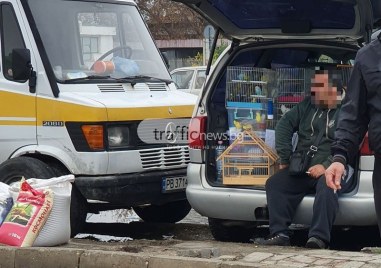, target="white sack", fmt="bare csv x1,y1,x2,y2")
9,175,75,246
